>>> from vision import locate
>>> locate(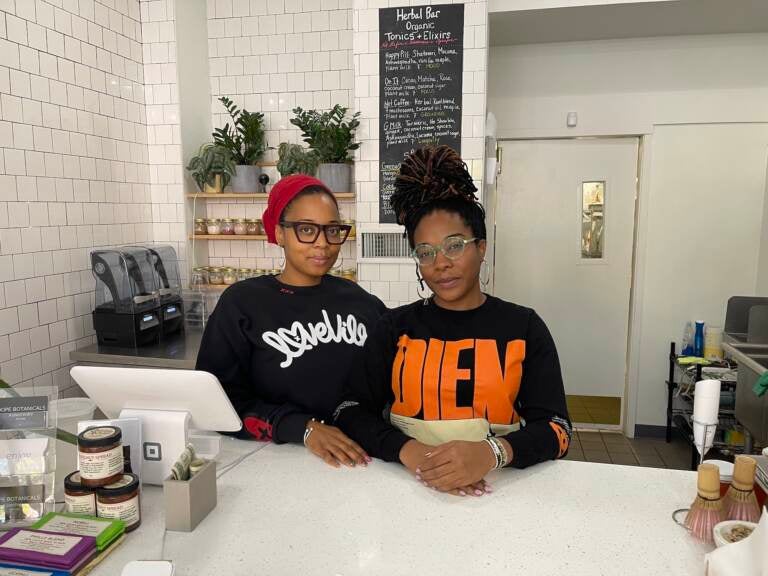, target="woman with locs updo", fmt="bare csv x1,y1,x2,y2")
334,146,572,497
